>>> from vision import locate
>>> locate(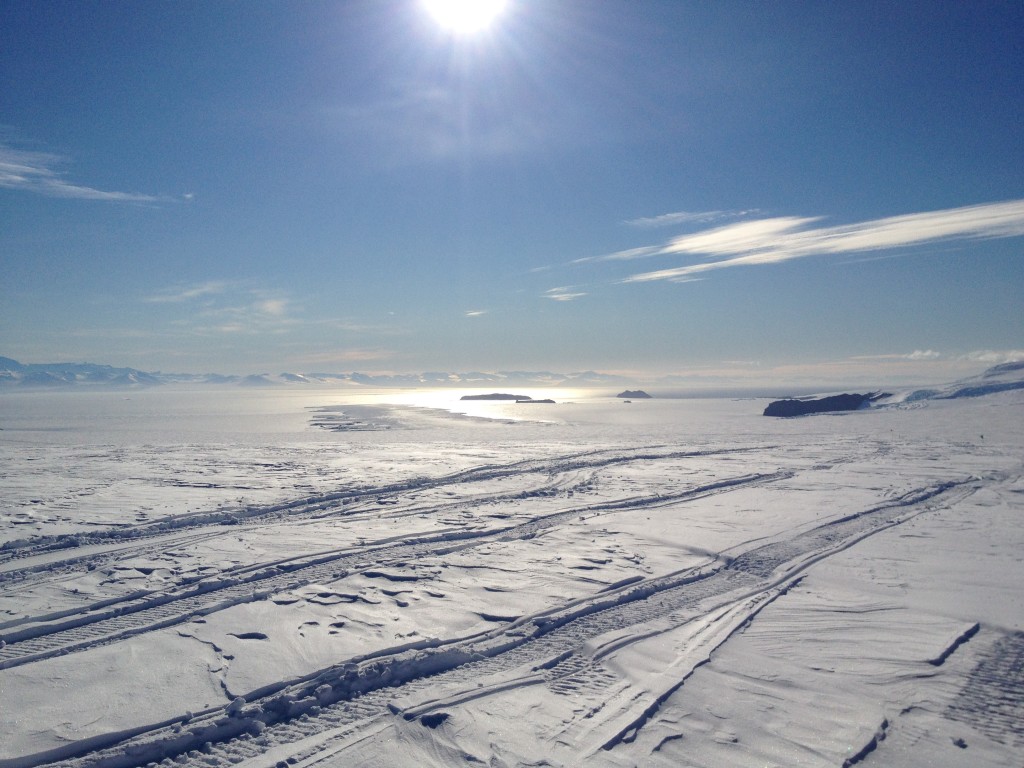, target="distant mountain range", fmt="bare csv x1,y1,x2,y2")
5,355,1022,395
0,356,631,389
